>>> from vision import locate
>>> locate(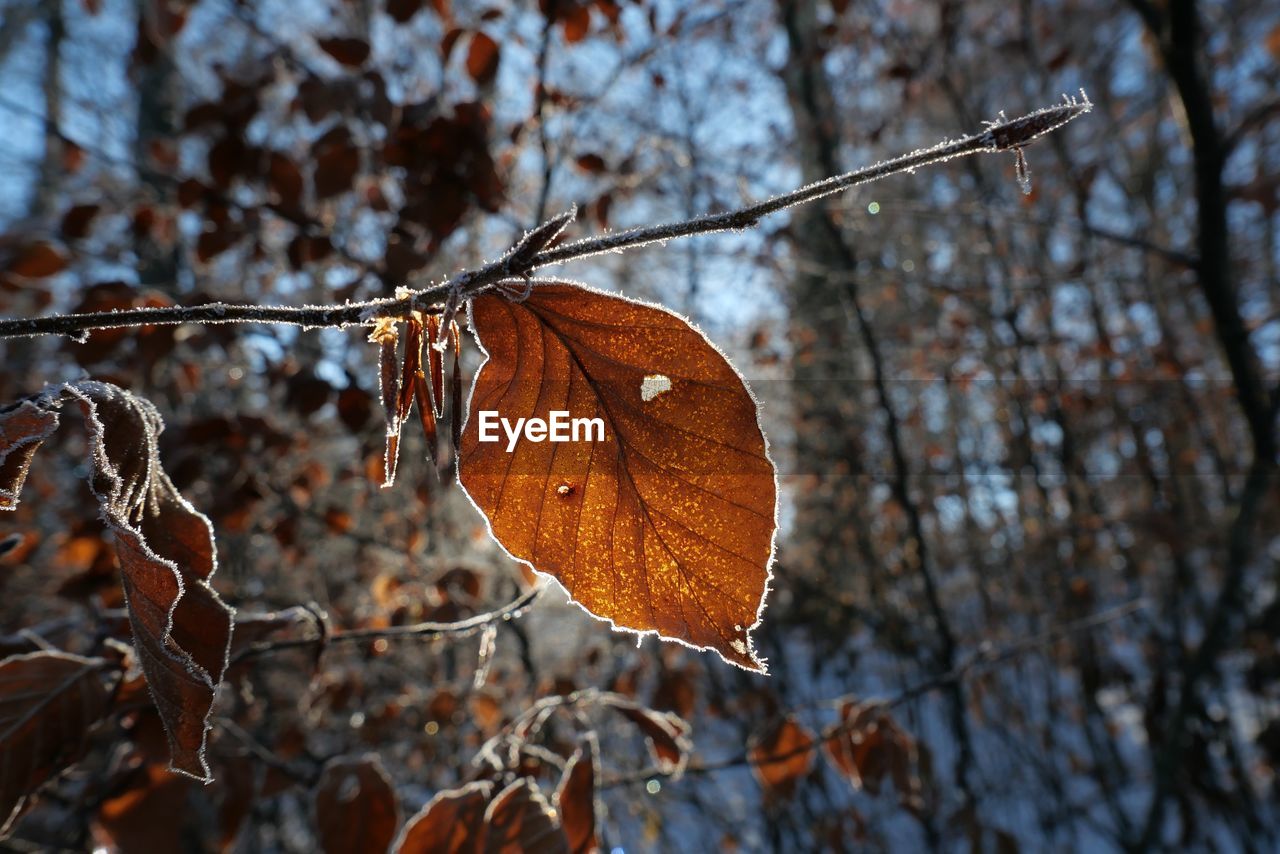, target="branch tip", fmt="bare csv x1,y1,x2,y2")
987,90,1092,151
